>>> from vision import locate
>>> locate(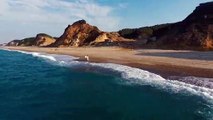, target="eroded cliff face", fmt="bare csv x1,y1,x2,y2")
51,20,133,47
51,20,101,47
